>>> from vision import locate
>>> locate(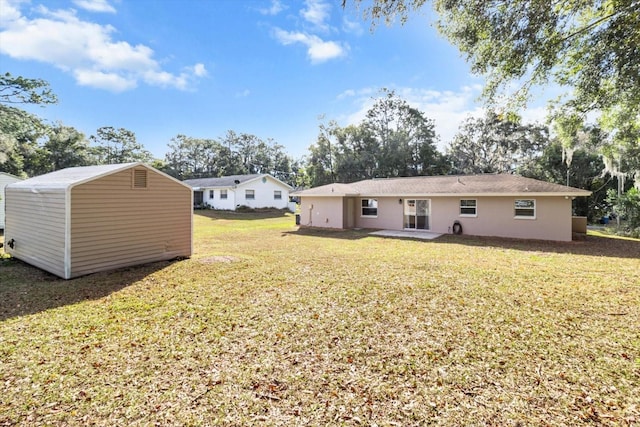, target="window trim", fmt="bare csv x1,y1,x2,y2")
245,189,255,200
220,189,228,199
274,190,282,200
514,199,536,219
361,198,378,217
459,199,477,217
